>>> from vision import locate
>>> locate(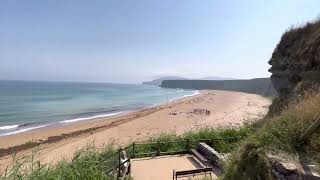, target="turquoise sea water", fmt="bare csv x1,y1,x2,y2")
0,80,197,136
